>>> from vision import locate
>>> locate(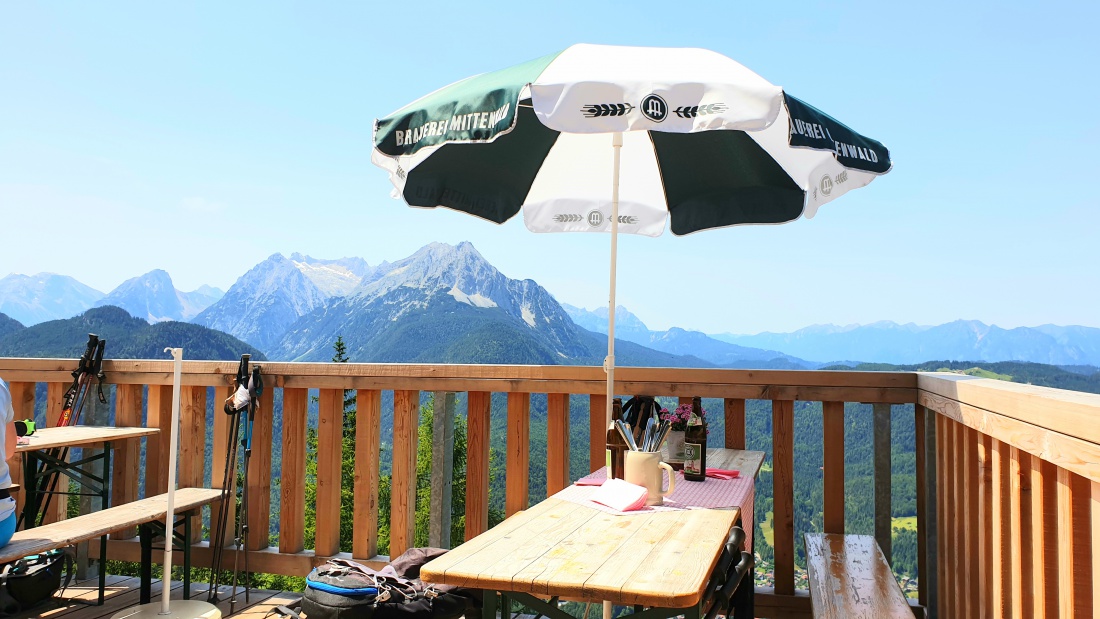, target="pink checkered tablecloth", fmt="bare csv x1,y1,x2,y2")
552,467,755,551
550,470,756,551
